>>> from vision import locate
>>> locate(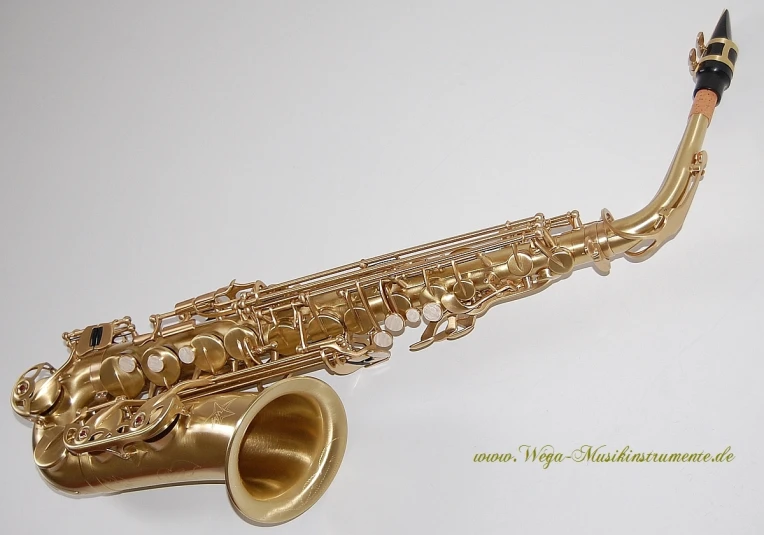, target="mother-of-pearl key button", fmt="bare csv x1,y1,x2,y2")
373,331,394,349
118,356,137,373
178,346,195,364
405,308,421,323
422,302,443,322
146,355,165,373
384,313,404,332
